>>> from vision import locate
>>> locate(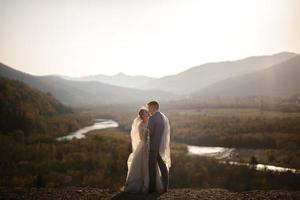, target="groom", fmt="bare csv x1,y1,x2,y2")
147,101,169,193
